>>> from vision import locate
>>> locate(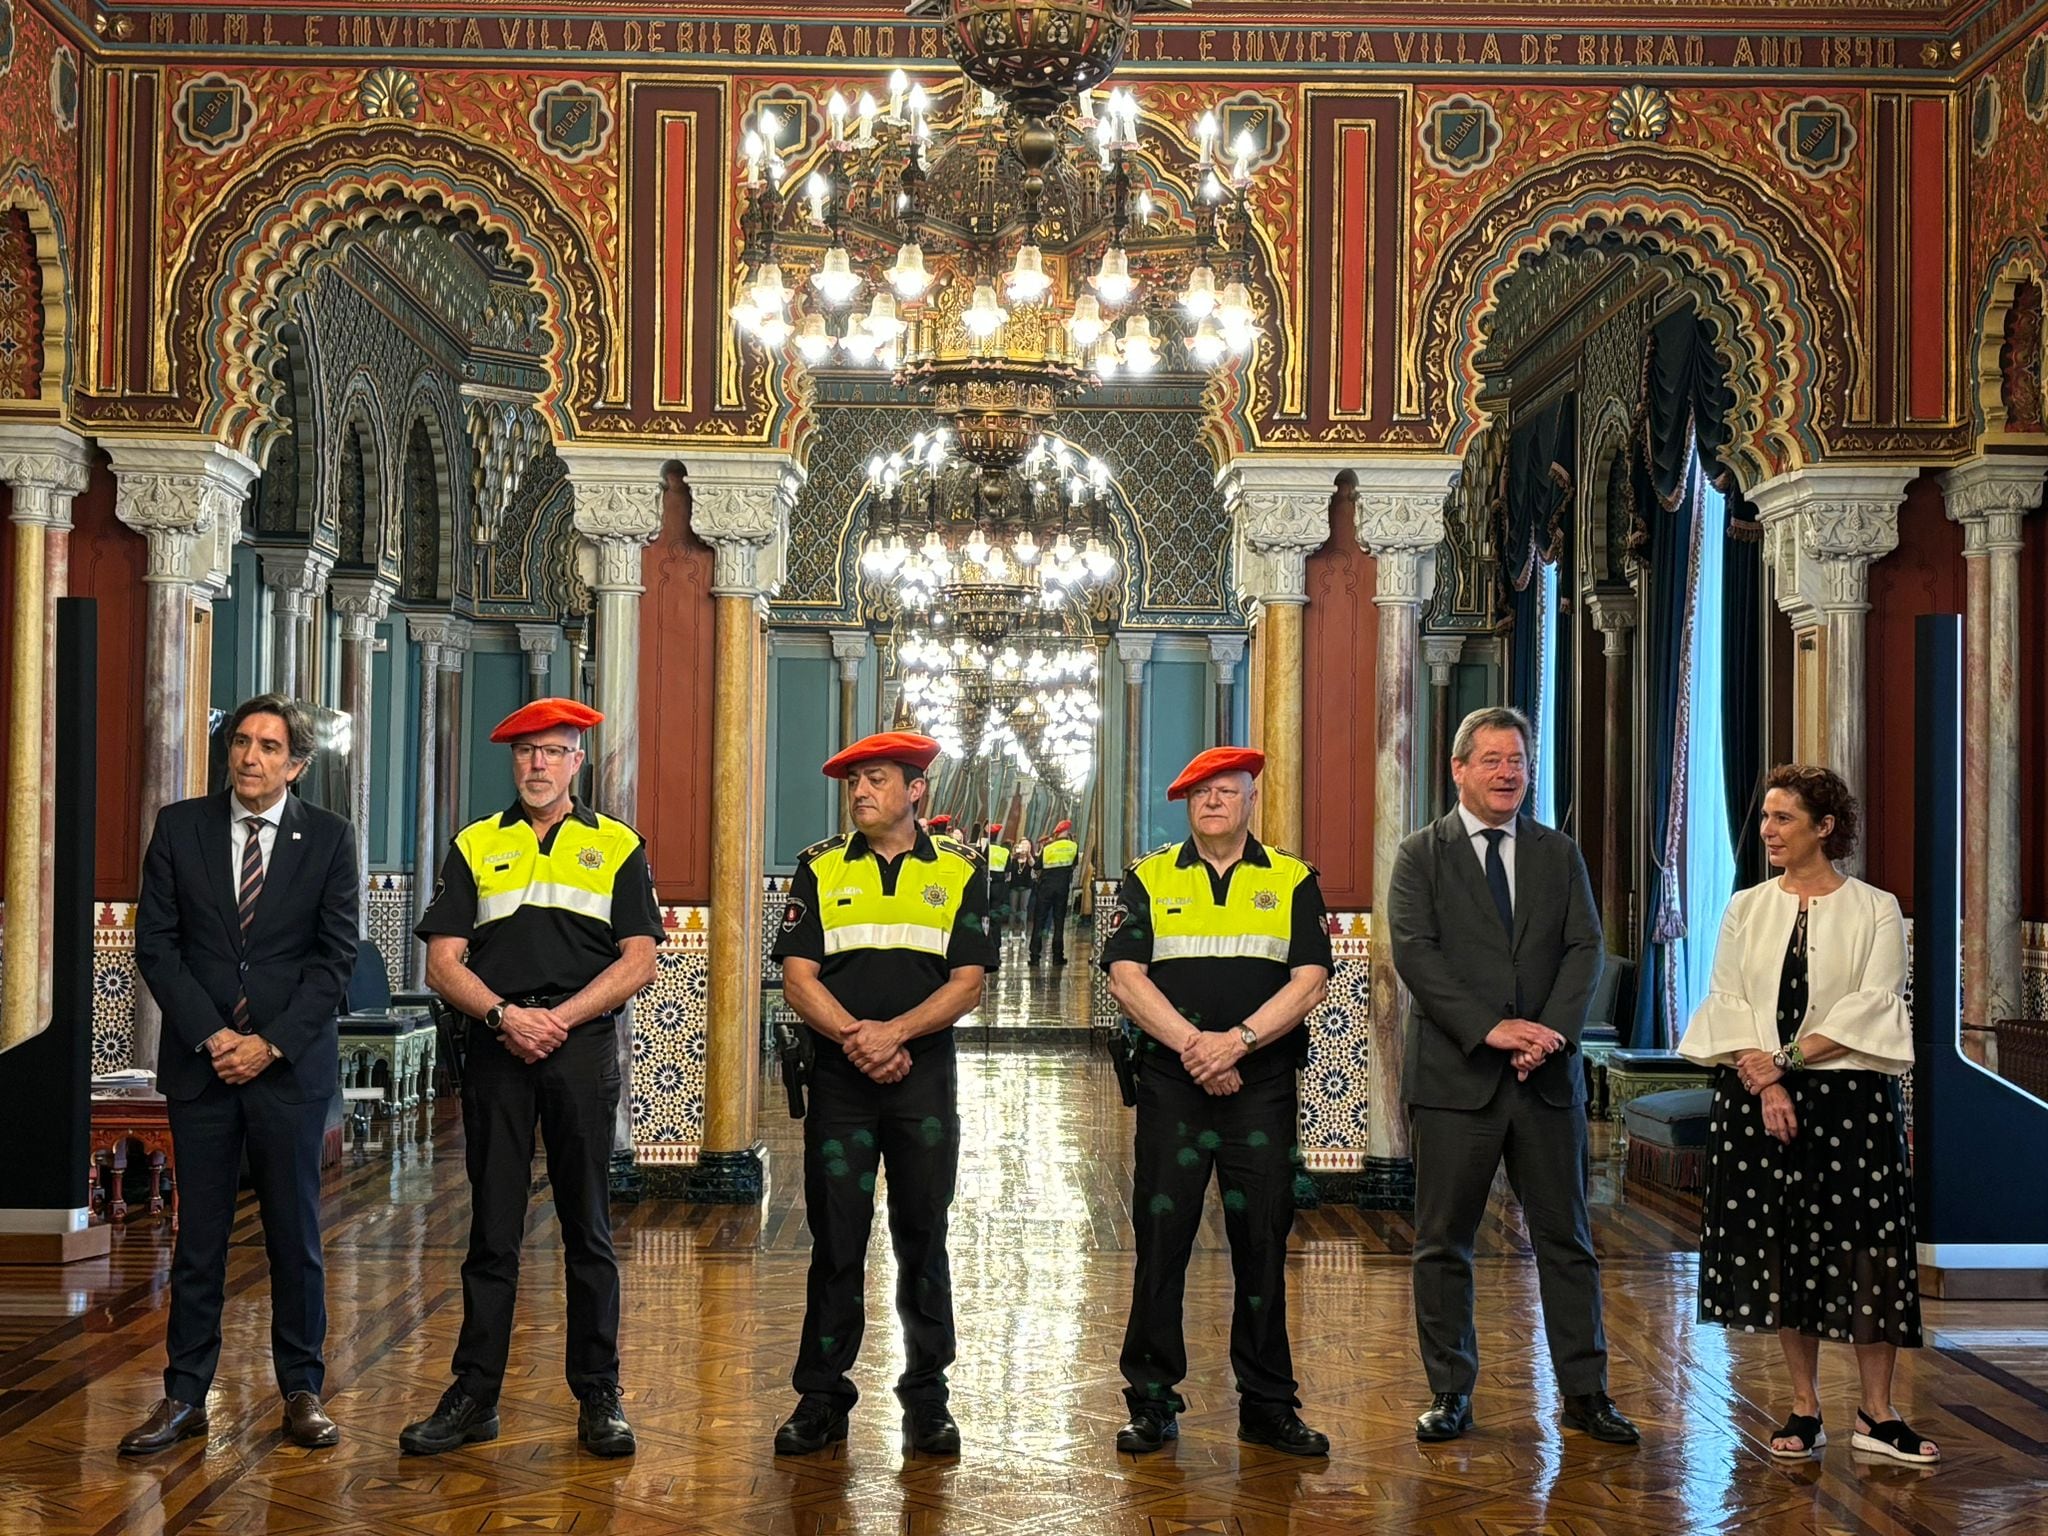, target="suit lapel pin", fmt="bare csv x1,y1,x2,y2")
292,832,301,840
